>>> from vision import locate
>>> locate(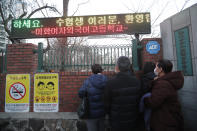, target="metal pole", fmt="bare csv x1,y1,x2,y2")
132,34,142,71
132,39,139,71
37,42,43,72
3,45,7,73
